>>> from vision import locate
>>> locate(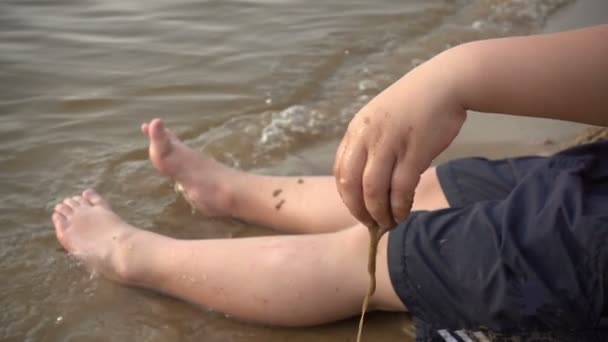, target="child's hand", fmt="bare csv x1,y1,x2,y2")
335,25,608,231
333,55,466,230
